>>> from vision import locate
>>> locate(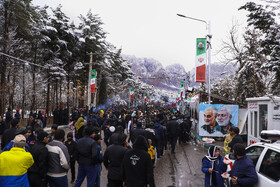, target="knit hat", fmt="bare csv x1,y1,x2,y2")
37,131,49,142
